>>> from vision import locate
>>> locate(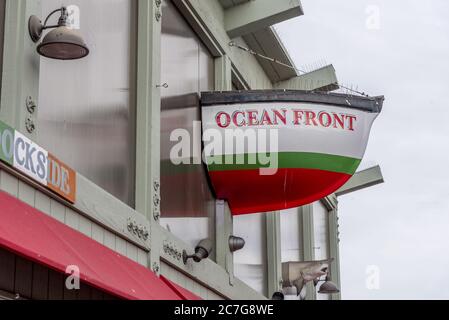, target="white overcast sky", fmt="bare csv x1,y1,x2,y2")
276,0,449,299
